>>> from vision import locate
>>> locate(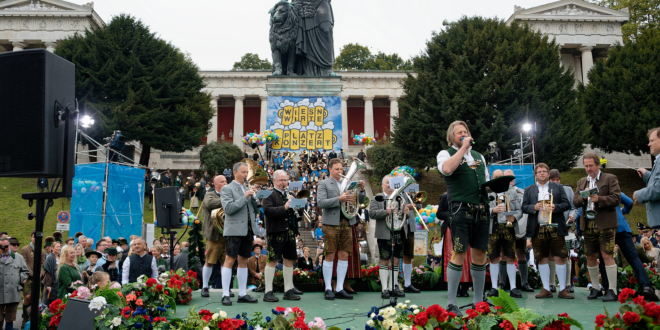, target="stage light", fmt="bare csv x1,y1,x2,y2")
80,114,95,128
522,122,532,133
